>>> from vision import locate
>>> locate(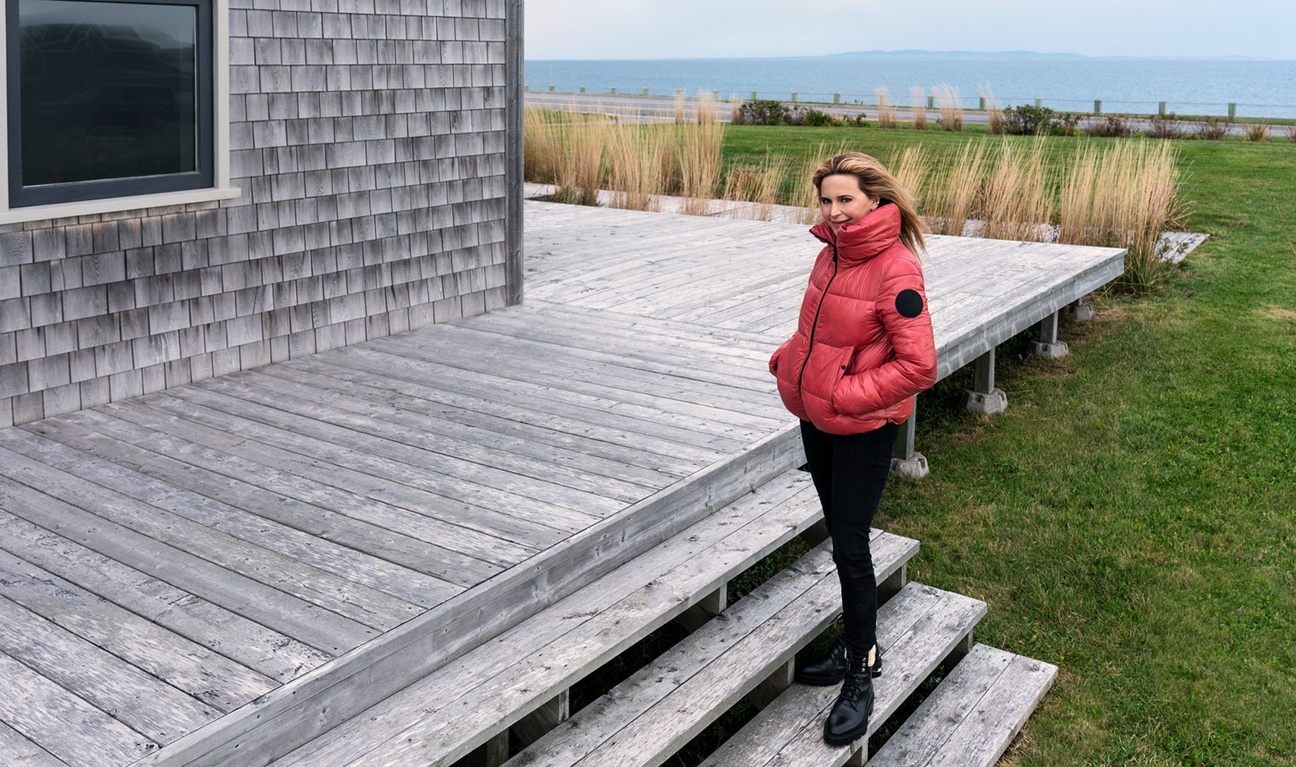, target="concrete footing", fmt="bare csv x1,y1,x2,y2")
890,452,929,480
1065,301,1094,322
964,387,1008,415
1029,340,1070,359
